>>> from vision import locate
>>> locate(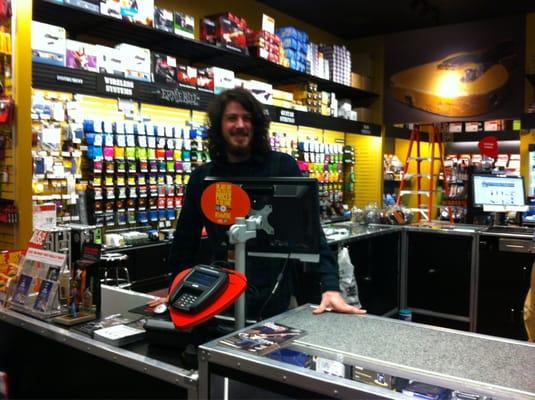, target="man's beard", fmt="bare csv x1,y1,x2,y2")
225,142,251,158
